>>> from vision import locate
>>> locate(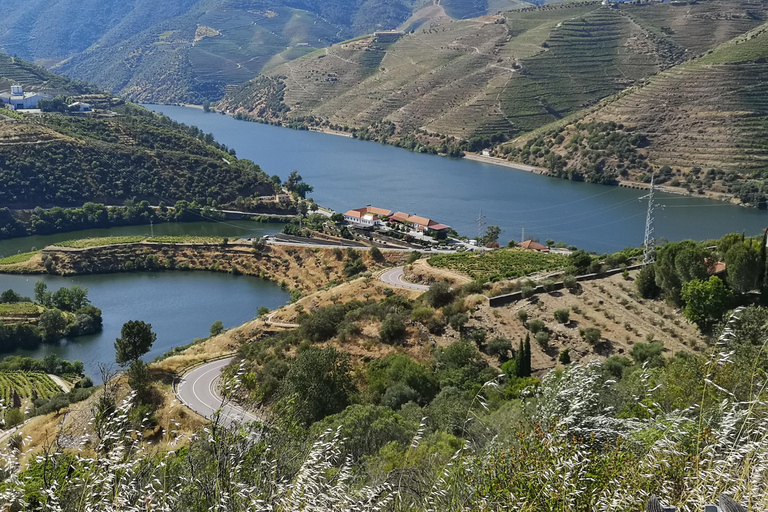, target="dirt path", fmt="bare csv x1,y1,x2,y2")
48,374,72,393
